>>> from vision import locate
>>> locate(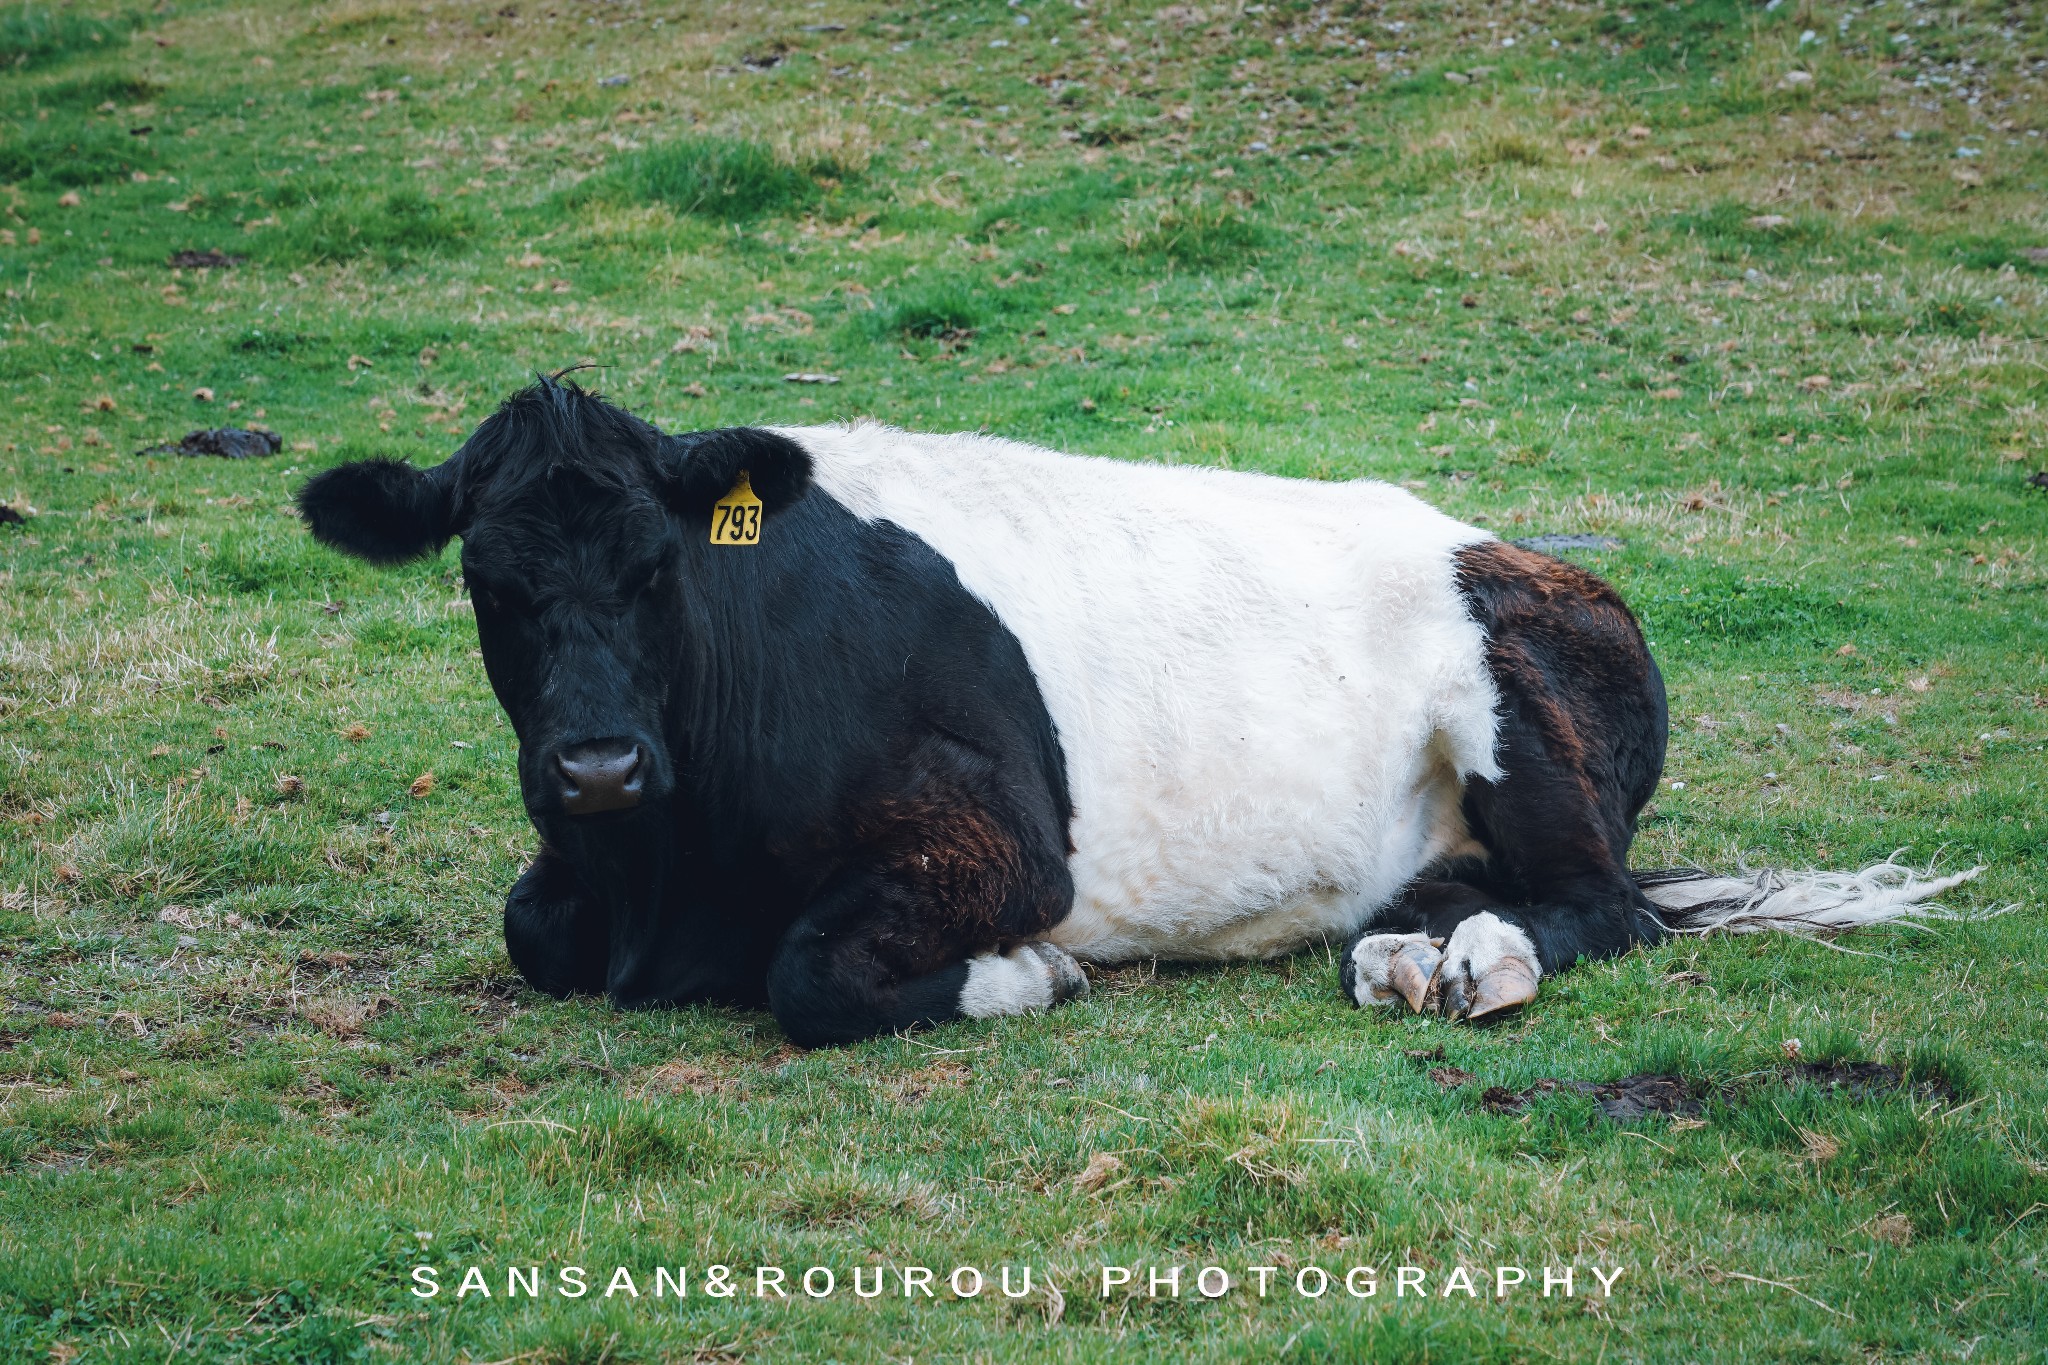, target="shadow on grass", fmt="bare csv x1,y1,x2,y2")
973,168,1132,235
